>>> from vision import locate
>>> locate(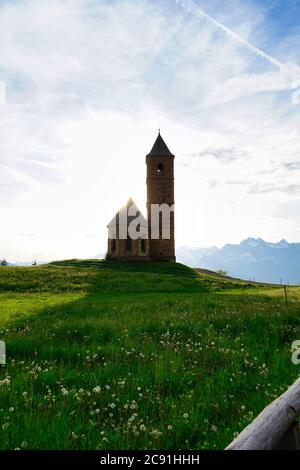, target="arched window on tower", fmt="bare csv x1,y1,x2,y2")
157,162,164,175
